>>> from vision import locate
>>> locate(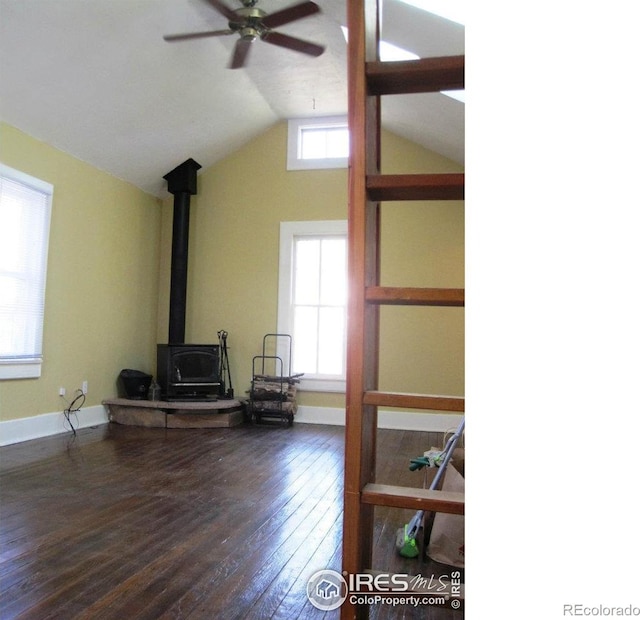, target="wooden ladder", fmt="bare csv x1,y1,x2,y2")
341,2,465,618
